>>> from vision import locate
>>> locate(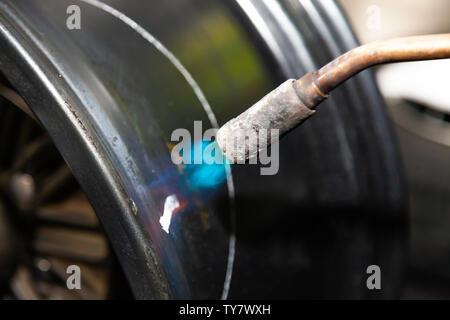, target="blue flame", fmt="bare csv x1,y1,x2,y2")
144,140,230,204
183,140,230,191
